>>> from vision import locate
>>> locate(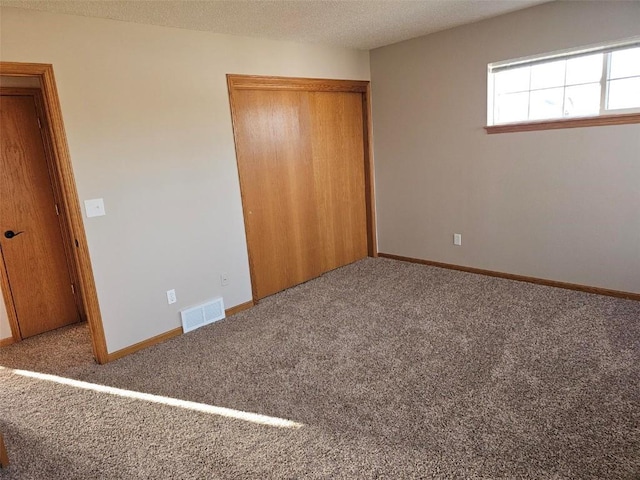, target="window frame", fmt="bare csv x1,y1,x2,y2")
485,37,640,134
